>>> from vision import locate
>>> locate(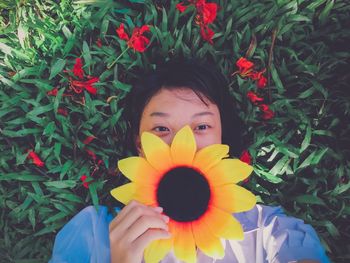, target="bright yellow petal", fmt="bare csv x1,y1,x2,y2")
193,144,229,173
211,184,256,213
118,157,161,185
192,218,225,259
141,132,173,172
110,183,136,205
172,221,197,263
110,183,156,206
134,184,157,206
206,159,253,186
144,237,173,263
202,205,244,240
170,126,196,166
